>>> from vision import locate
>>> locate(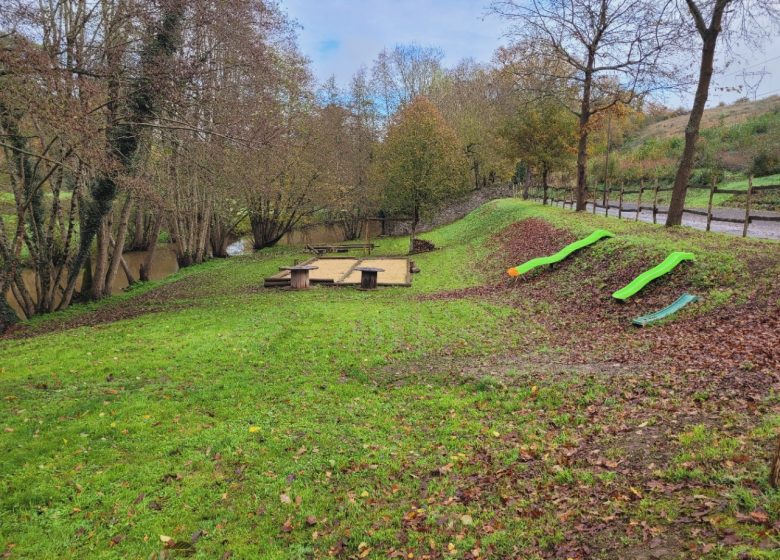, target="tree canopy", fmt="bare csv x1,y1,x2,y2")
374,97,469,251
